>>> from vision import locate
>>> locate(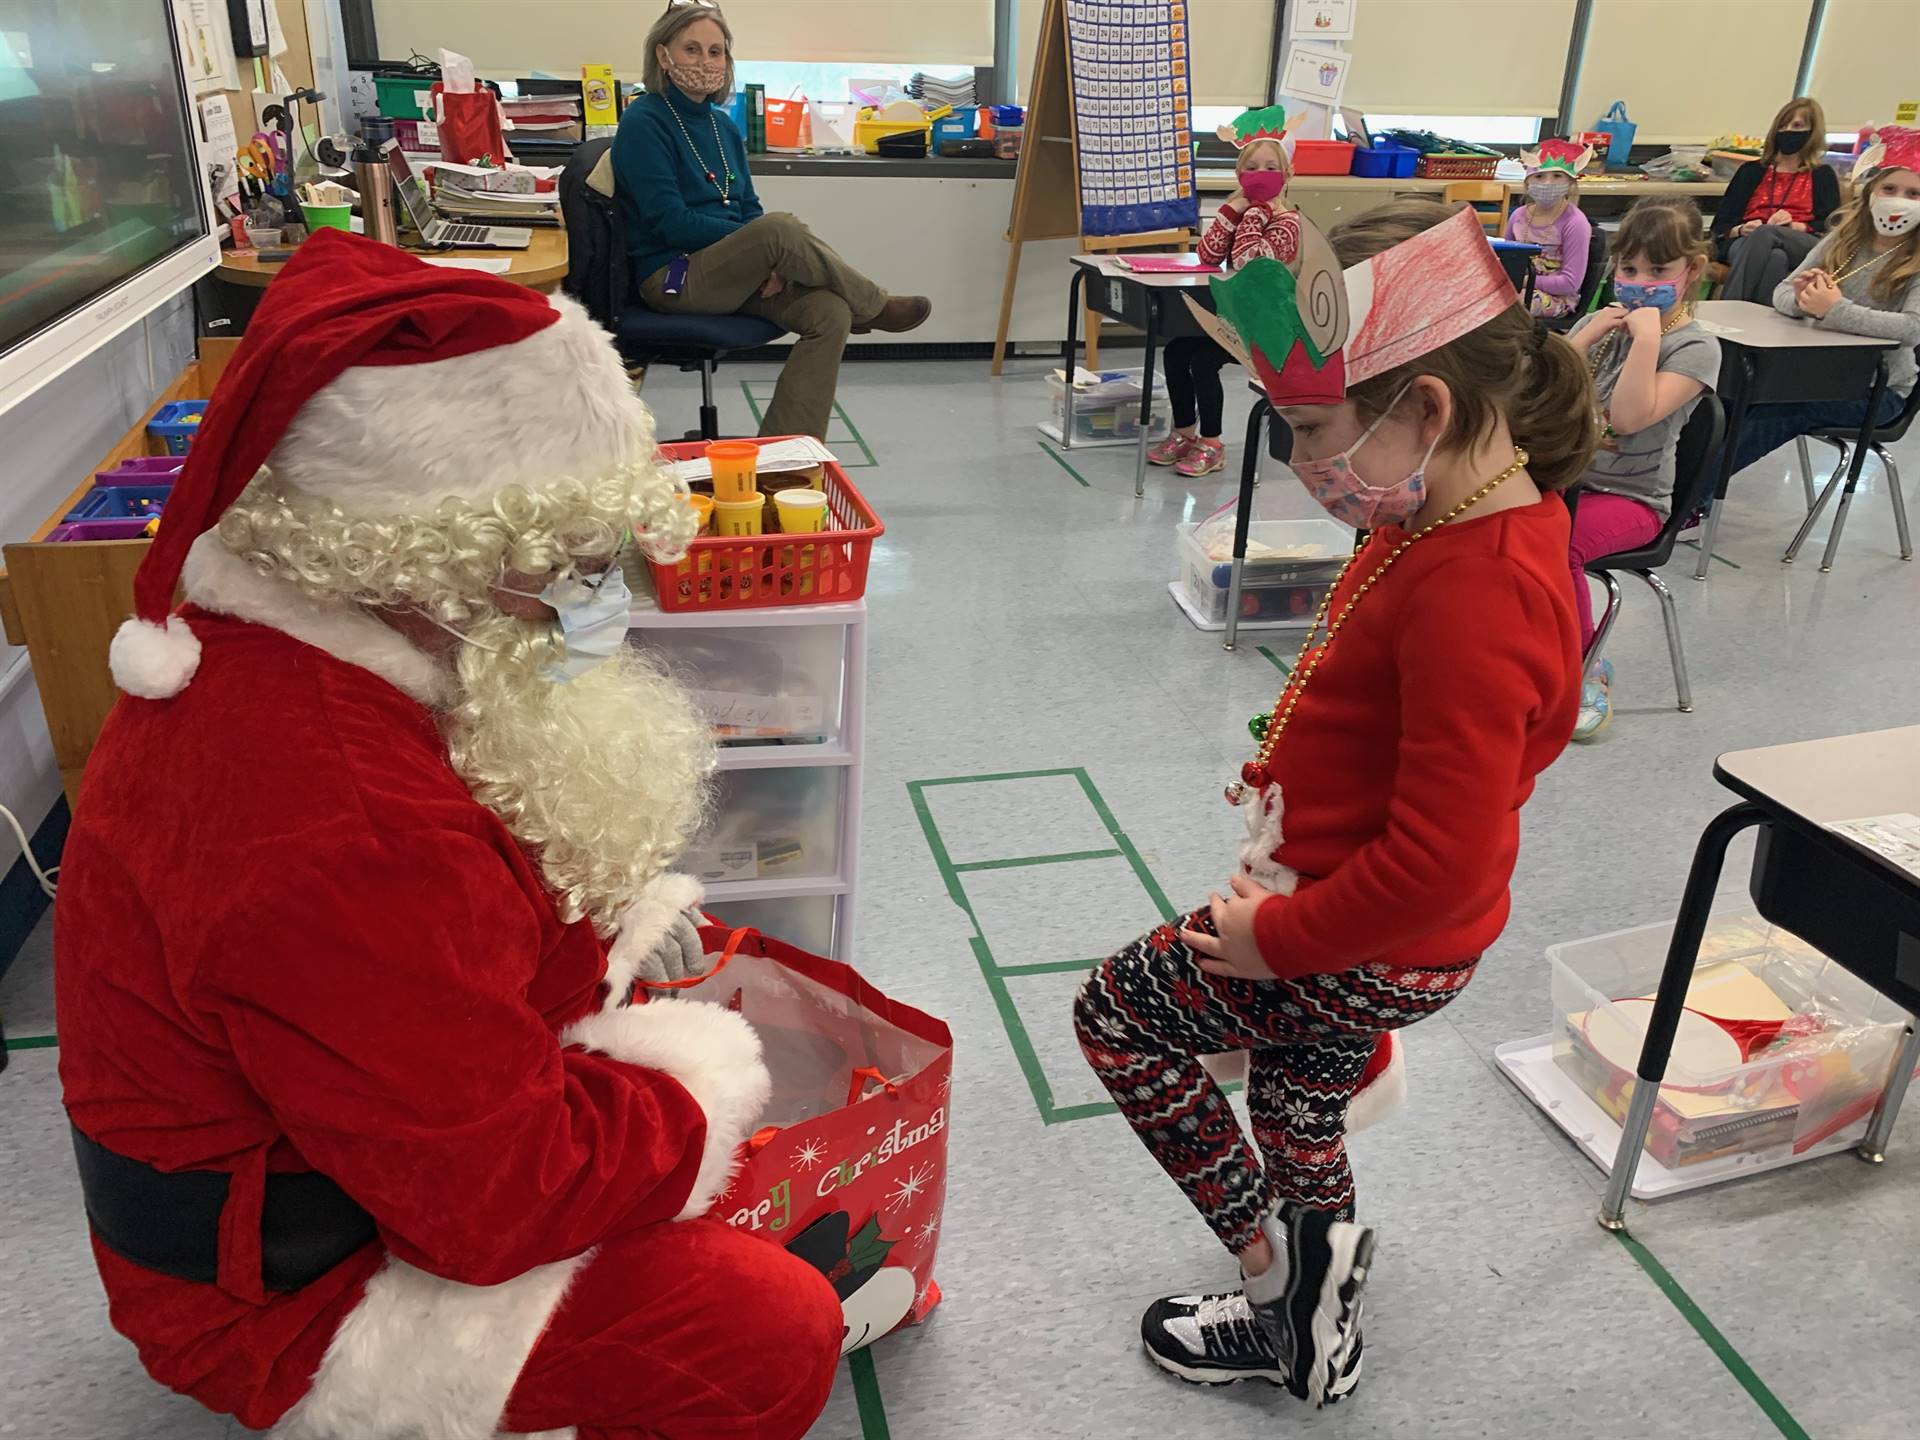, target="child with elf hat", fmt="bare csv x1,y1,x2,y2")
1148,105,1304,478
1504,139,1595,321
56,229,842,1439
1076,200,1590,1405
